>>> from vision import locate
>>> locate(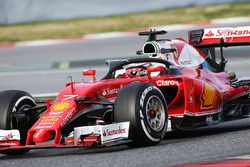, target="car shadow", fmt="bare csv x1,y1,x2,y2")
0,144,130,160
165,118,250,140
